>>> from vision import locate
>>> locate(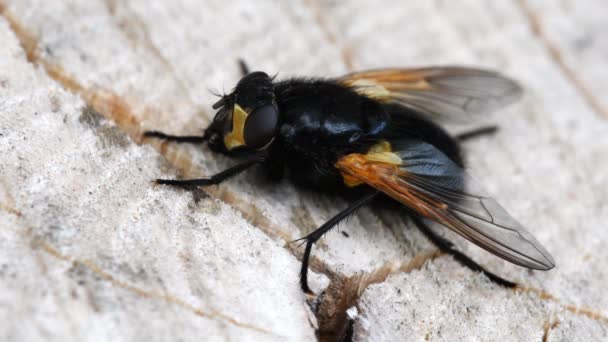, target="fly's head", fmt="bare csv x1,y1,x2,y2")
205,71,279,155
